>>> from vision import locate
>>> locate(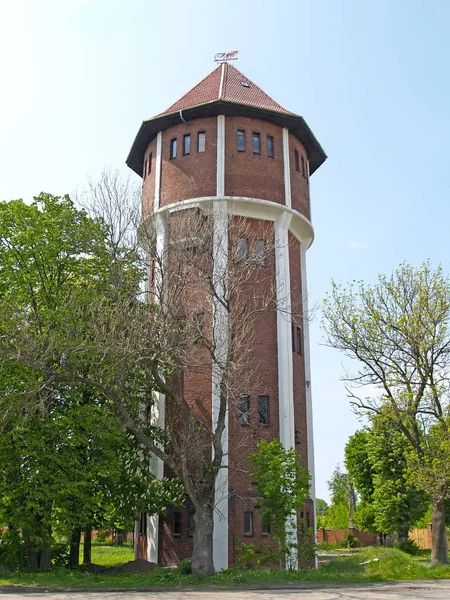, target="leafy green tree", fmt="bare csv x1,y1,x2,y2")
345,423,428,542
323,466,351,530
0,194,182,569
323,261,450,564
248,438,310,569
344,430,376,534
315,498,329,529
